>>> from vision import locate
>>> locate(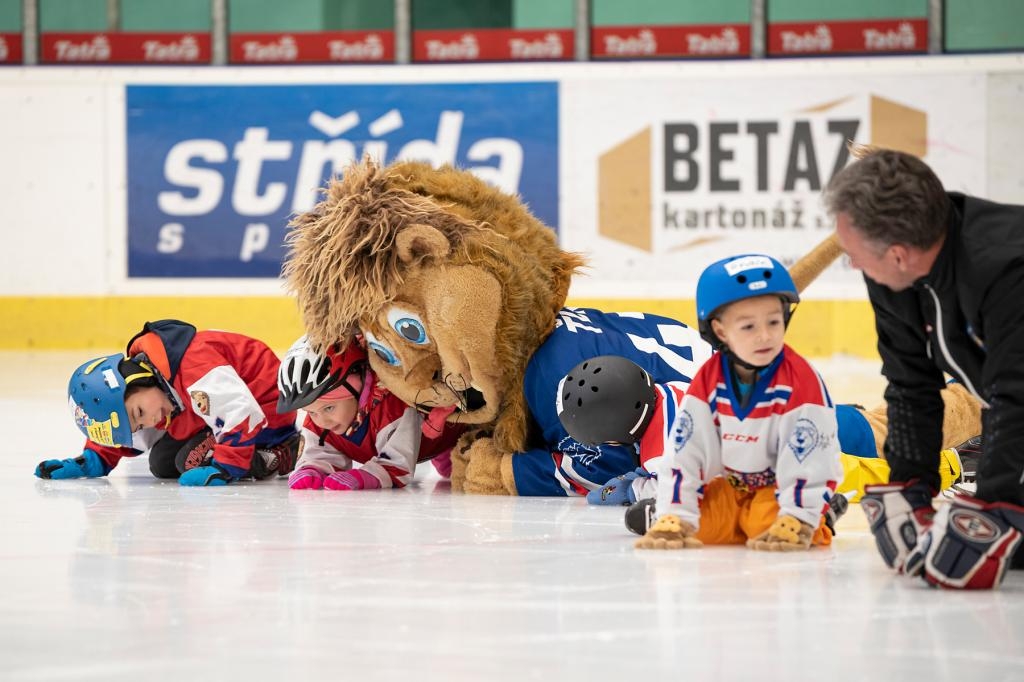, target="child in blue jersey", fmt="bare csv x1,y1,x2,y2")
510,307,713,496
